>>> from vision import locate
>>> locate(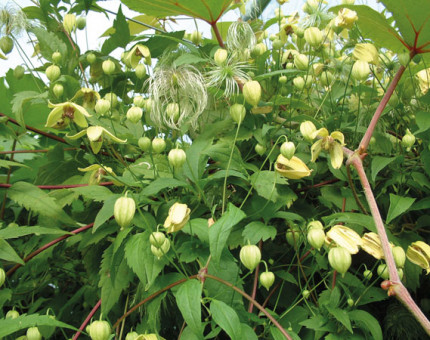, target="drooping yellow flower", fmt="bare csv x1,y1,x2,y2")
78,164,121,185
326,225,362,254
124,44,151,68
334,8,358,29
416,68,430,95
45,101,91,129
310,128,345,169
361,232,384,259
67,126,126,154
353,43,379,65
70,87,101,110
275,155,312,179
164,203,191,233
406,241,430,274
